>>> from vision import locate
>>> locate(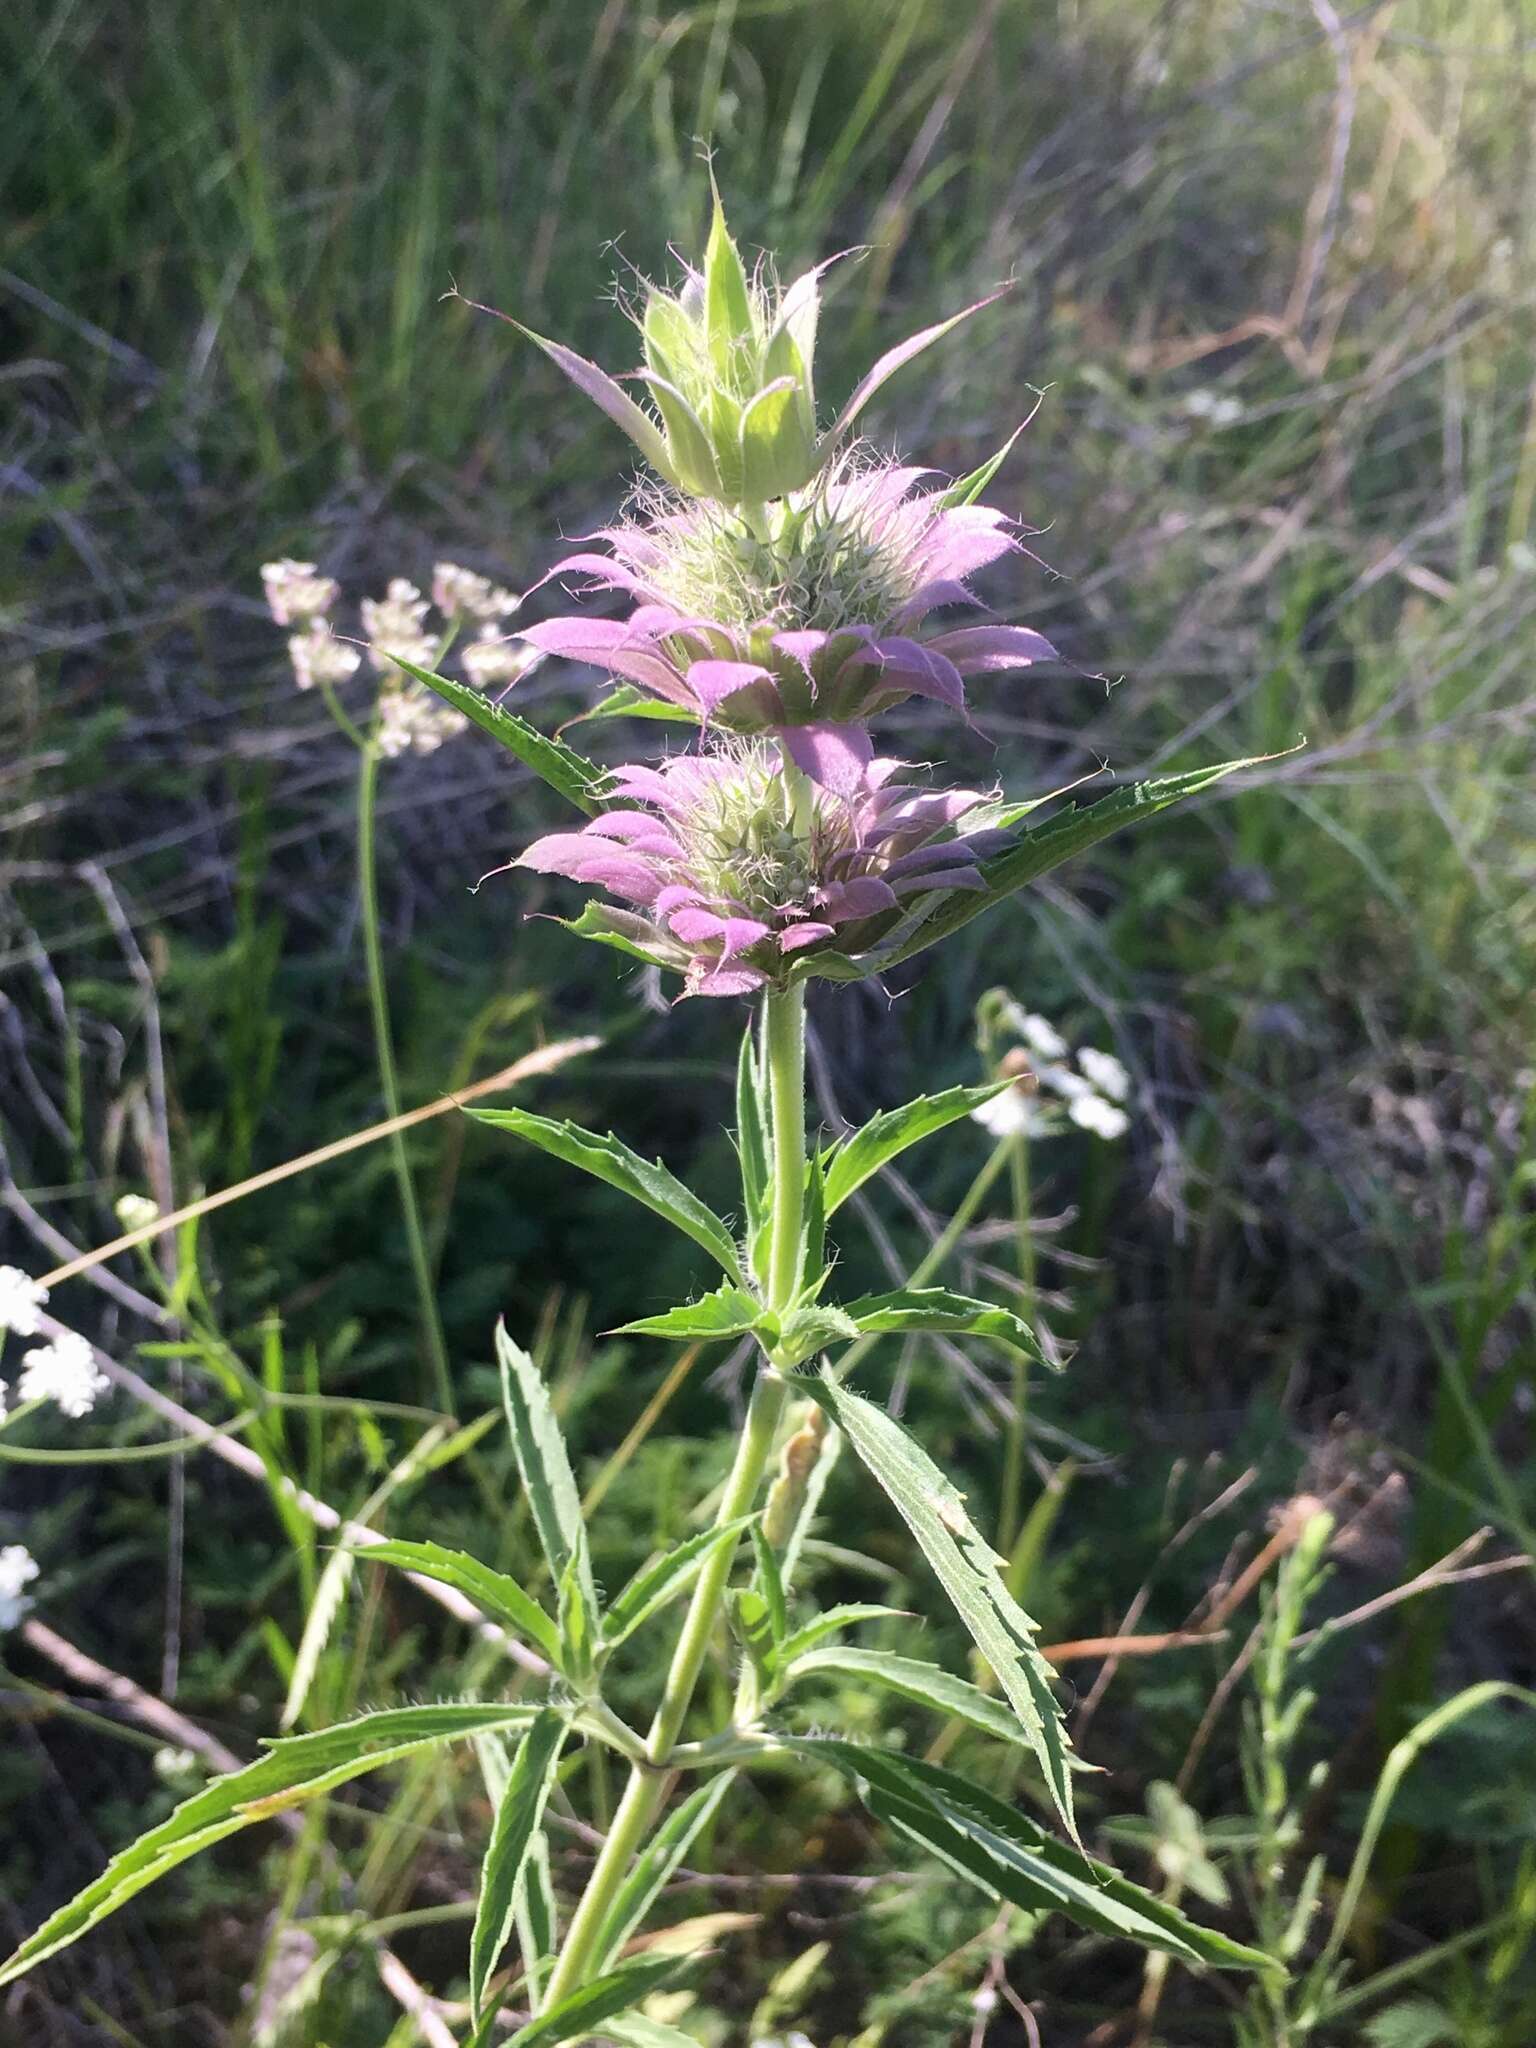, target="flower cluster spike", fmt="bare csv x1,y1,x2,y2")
519,745,1014,997
520,458,1058,792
